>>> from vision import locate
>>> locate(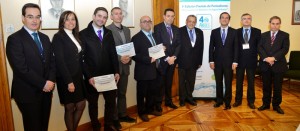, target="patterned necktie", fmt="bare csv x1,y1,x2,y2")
271,32,275,45
221,29,226,45
189,29,194,43
244,29,249,43
97,30,103,43
166,26,173,44
32,33,43,56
